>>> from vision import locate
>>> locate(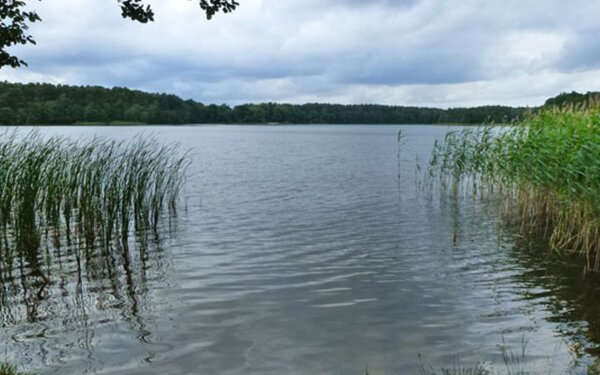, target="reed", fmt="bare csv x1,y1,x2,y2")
0,363,30,375
0,131,188,271
427,101,600,271
418,355,490,375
